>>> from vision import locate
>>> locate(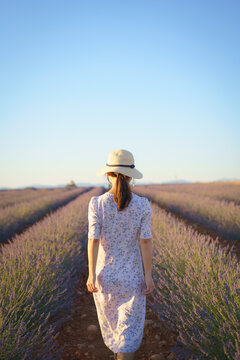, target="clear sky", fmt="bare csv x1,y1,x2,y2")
0,0,239,188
